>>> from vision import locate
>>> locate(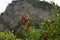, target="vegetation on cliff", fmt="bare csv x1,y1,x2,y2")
0,1,60,40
